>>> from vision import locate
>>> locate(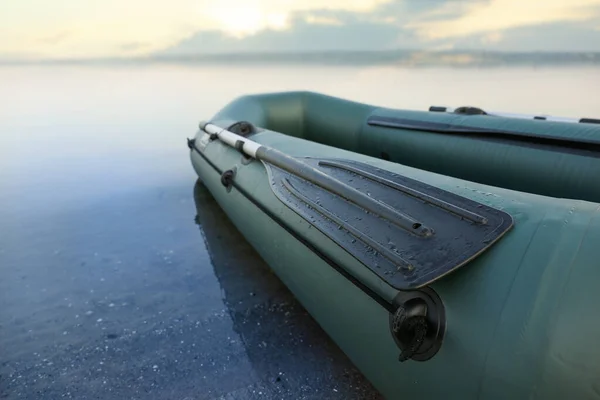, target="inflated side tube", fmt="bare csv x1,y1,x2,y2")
211,91,600,203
